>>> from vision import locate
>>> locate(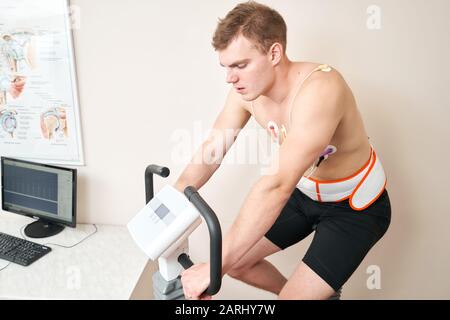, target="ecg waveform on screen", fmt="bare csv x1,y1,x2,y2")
4,166,58,201
3,164,59,214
